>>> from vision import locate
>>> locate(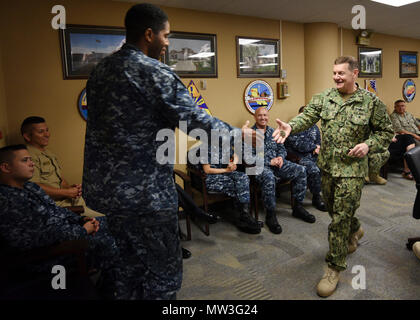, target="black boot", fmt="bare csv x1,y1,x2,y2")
237,204,261,234
176,184,220,224
292,201,316,223
182,247,192,259
265,209,282,234
312,193,327,212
